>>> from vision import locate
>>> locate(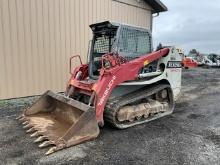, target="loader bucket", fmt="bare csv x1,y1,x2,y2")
17,90,99,155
